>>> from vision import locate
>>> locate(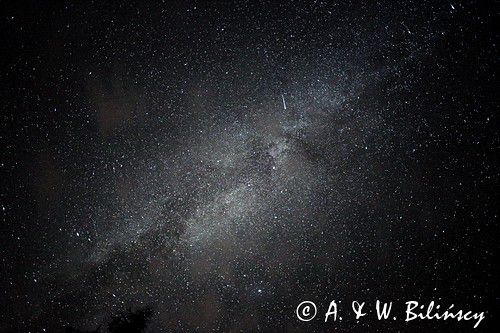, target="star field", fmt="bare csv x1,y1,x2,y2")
1,1,498,332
